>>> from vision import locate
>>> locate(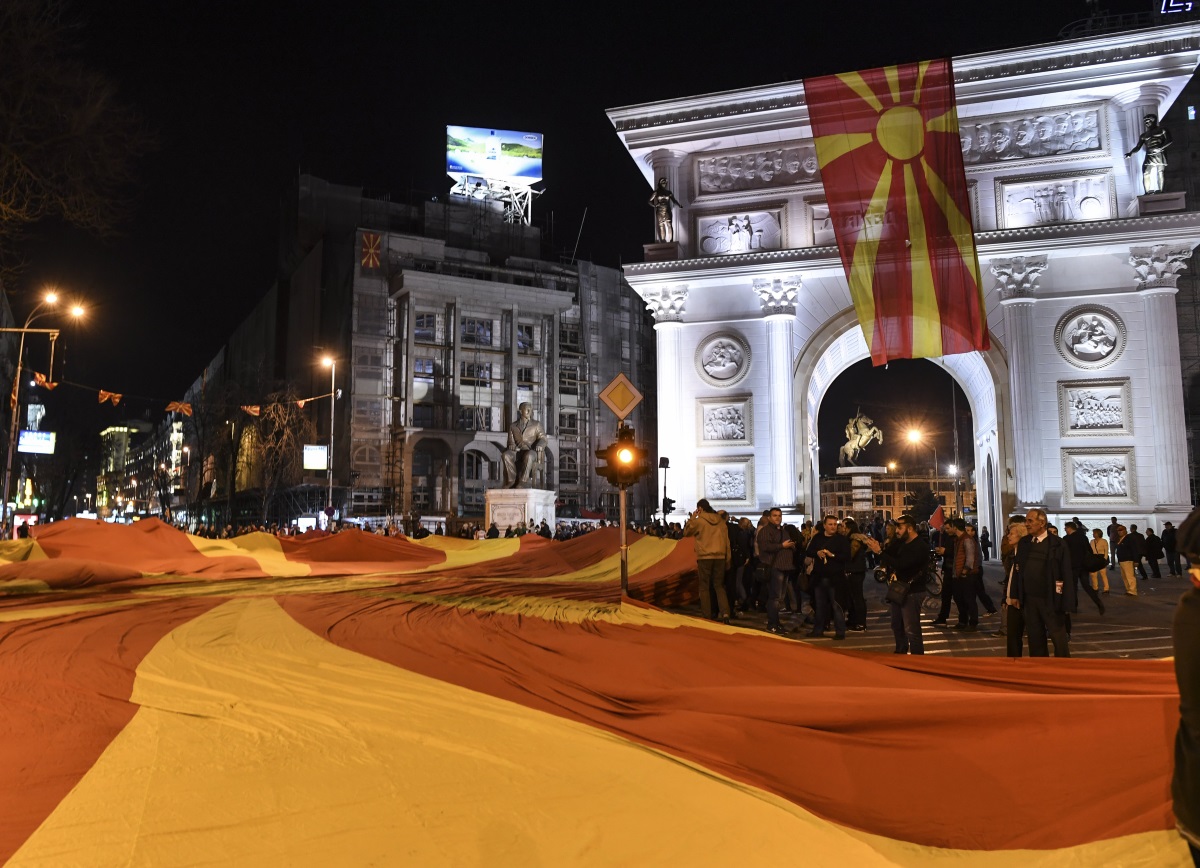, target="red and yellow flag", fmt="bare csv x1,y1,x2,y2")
804,59,988,365
361,232,381,269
